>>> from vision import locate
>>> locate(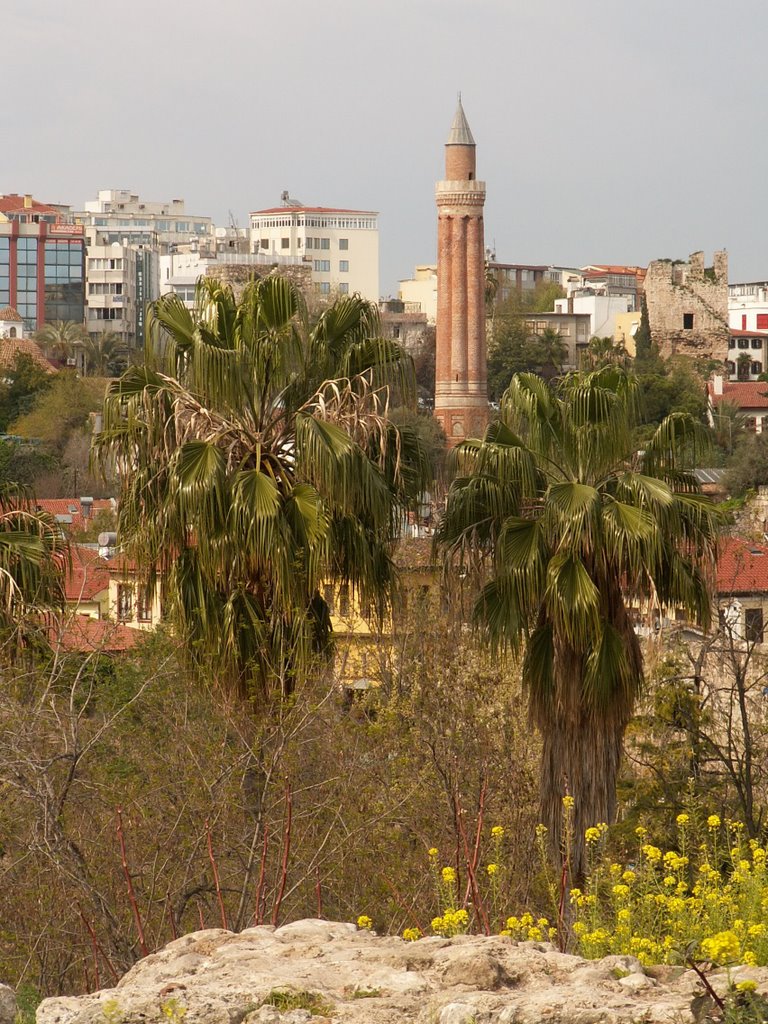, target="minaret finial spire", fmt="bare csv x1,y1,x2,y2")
447,95,475,146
